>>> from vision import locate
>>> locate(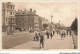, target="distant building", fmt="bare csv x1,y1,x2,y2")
42,17,49,25
39,16,43,29
42,17,49,30
15,8,43,31
2,2,16,33
15,9,28,31
55,22,66,31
